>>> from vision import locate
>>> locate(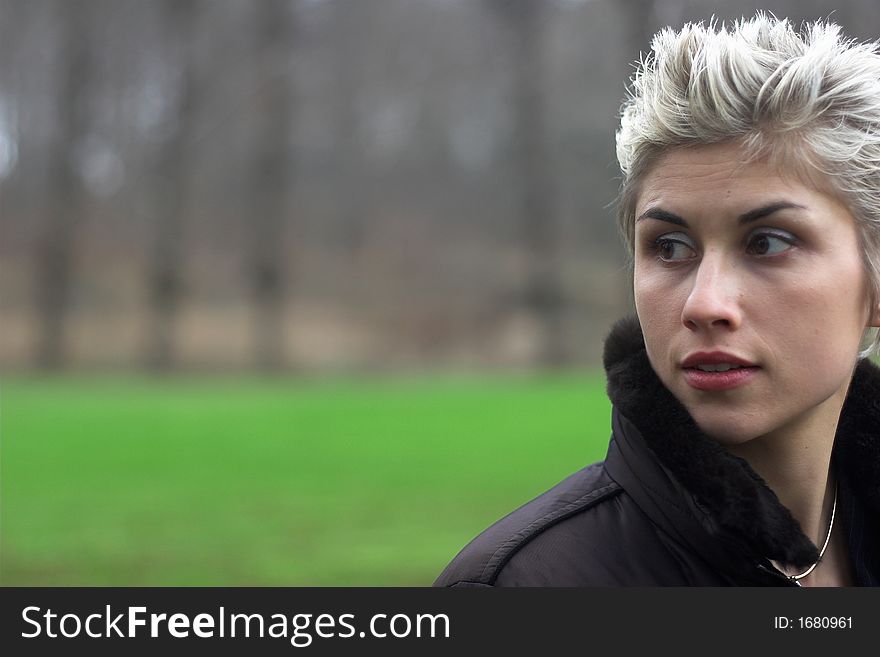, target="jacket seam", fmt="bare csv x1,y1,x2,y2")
448,581,494,588
478,481,620,583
